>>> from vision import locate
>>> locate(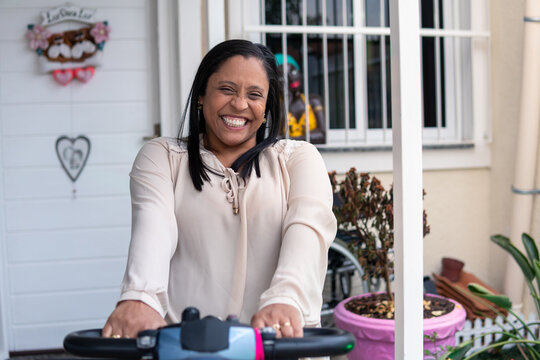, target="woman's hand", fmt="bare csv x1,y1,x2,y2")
102,300,166,338
250,303,303,338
